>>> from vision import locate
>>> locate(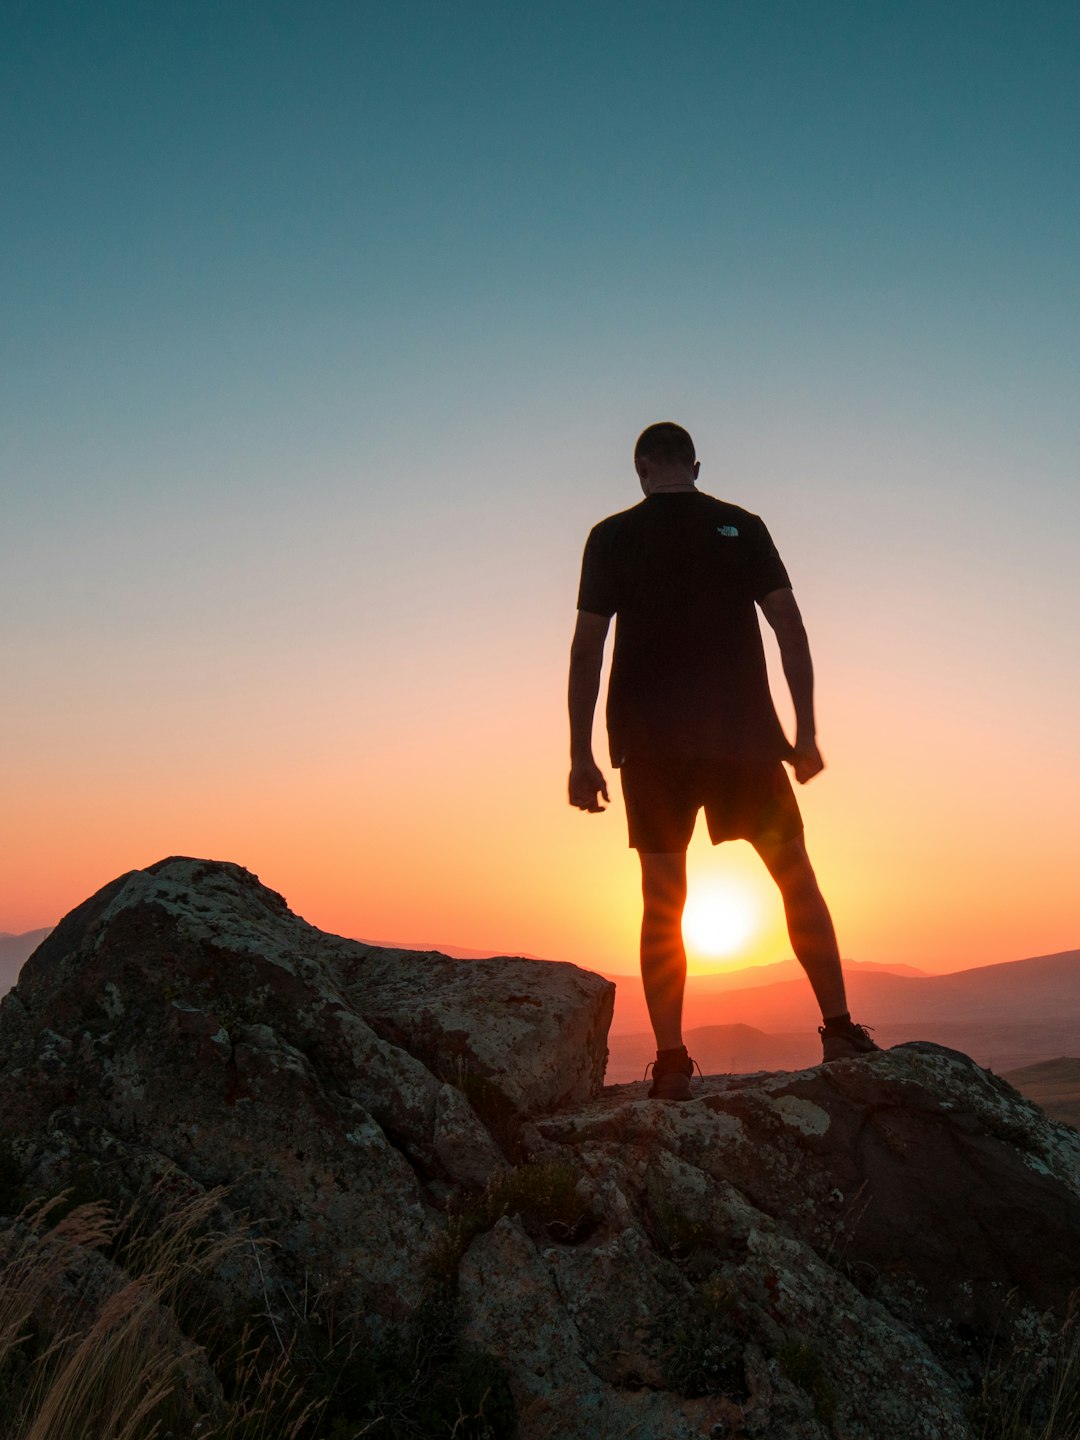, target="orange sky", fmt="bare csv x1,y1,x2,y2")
4,490,1077,981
